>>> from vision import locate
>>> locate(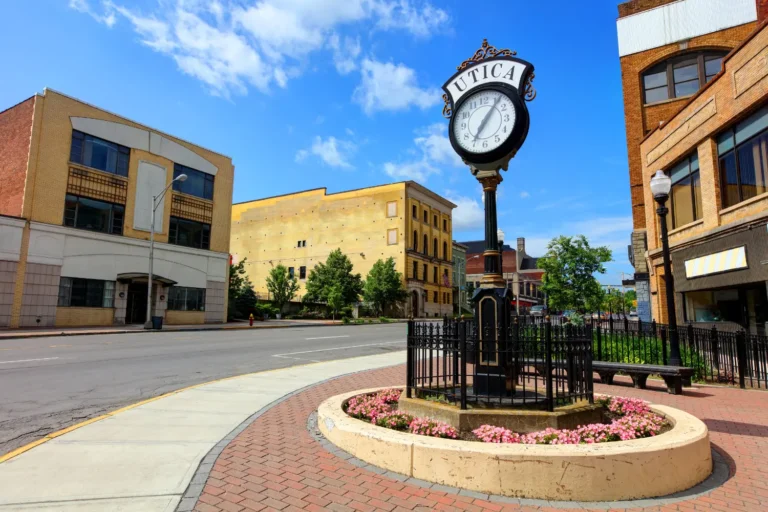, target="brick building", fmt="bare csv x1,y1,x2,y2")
633,10,768,333
0,89,233,328
617,0,760,322
463,237,544,313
